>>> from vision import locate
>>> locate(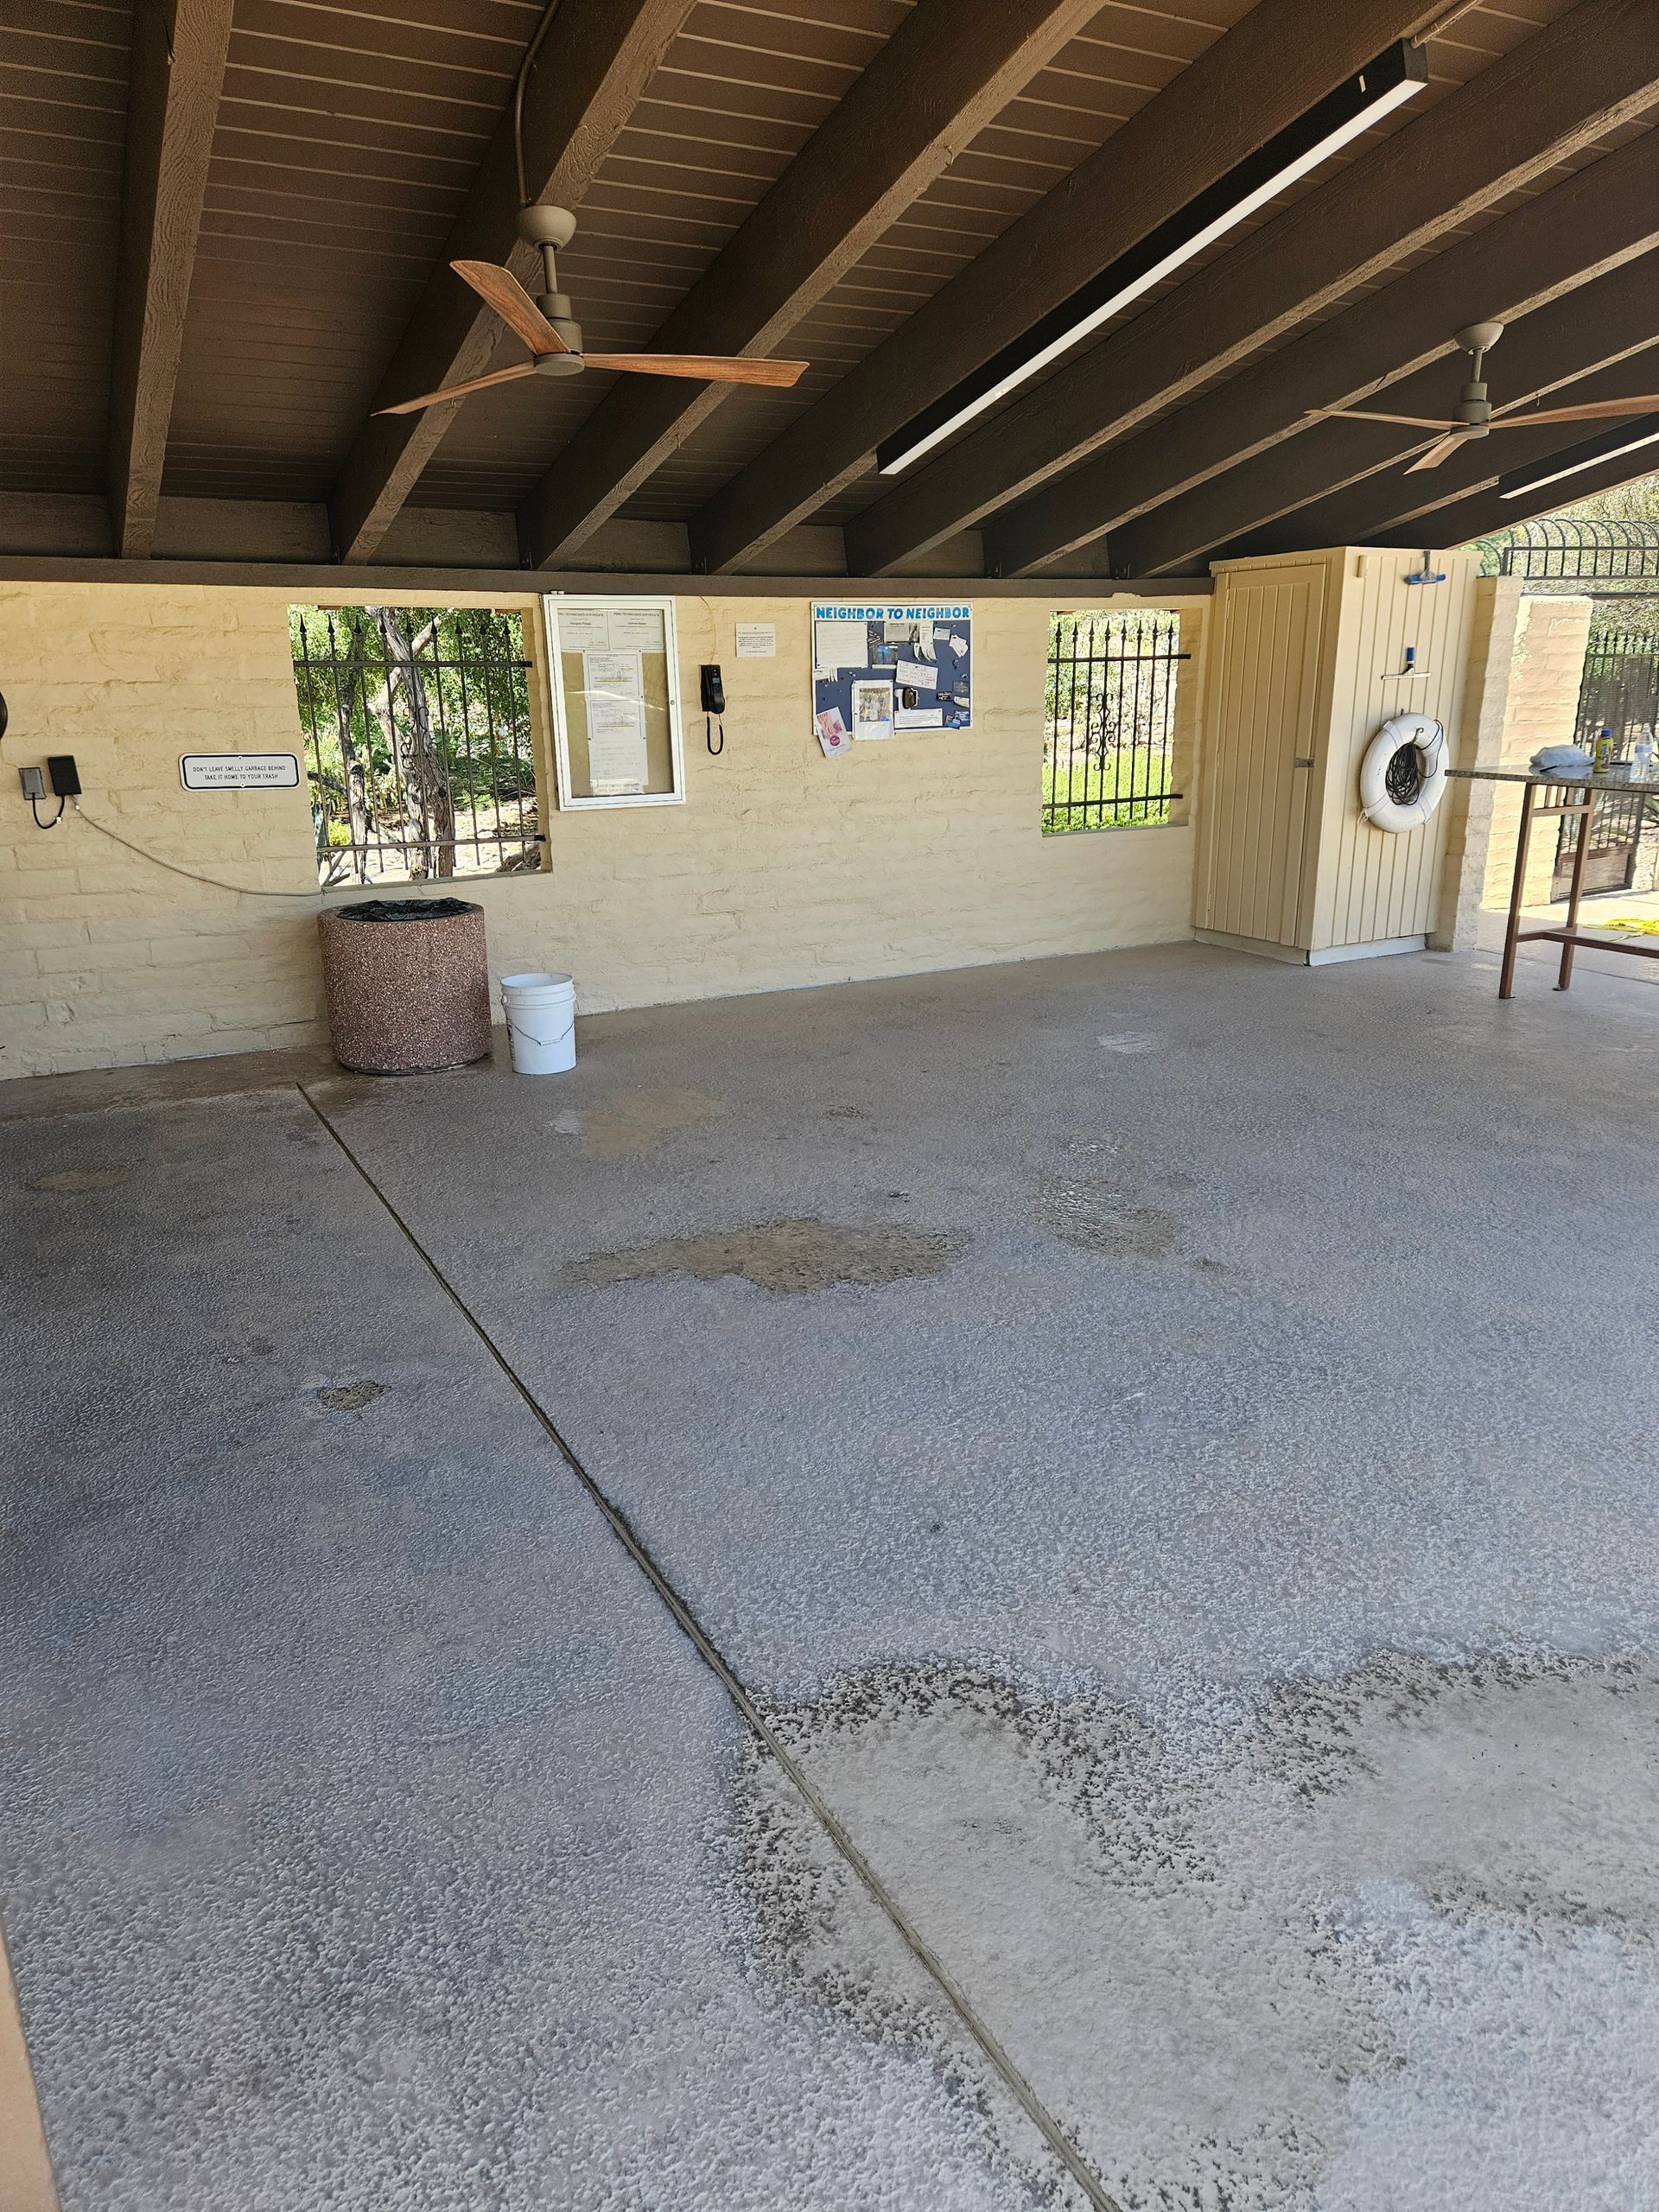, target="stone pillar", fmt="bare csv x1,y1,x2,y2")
1482,594,1594,912
1431,585,1592,947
